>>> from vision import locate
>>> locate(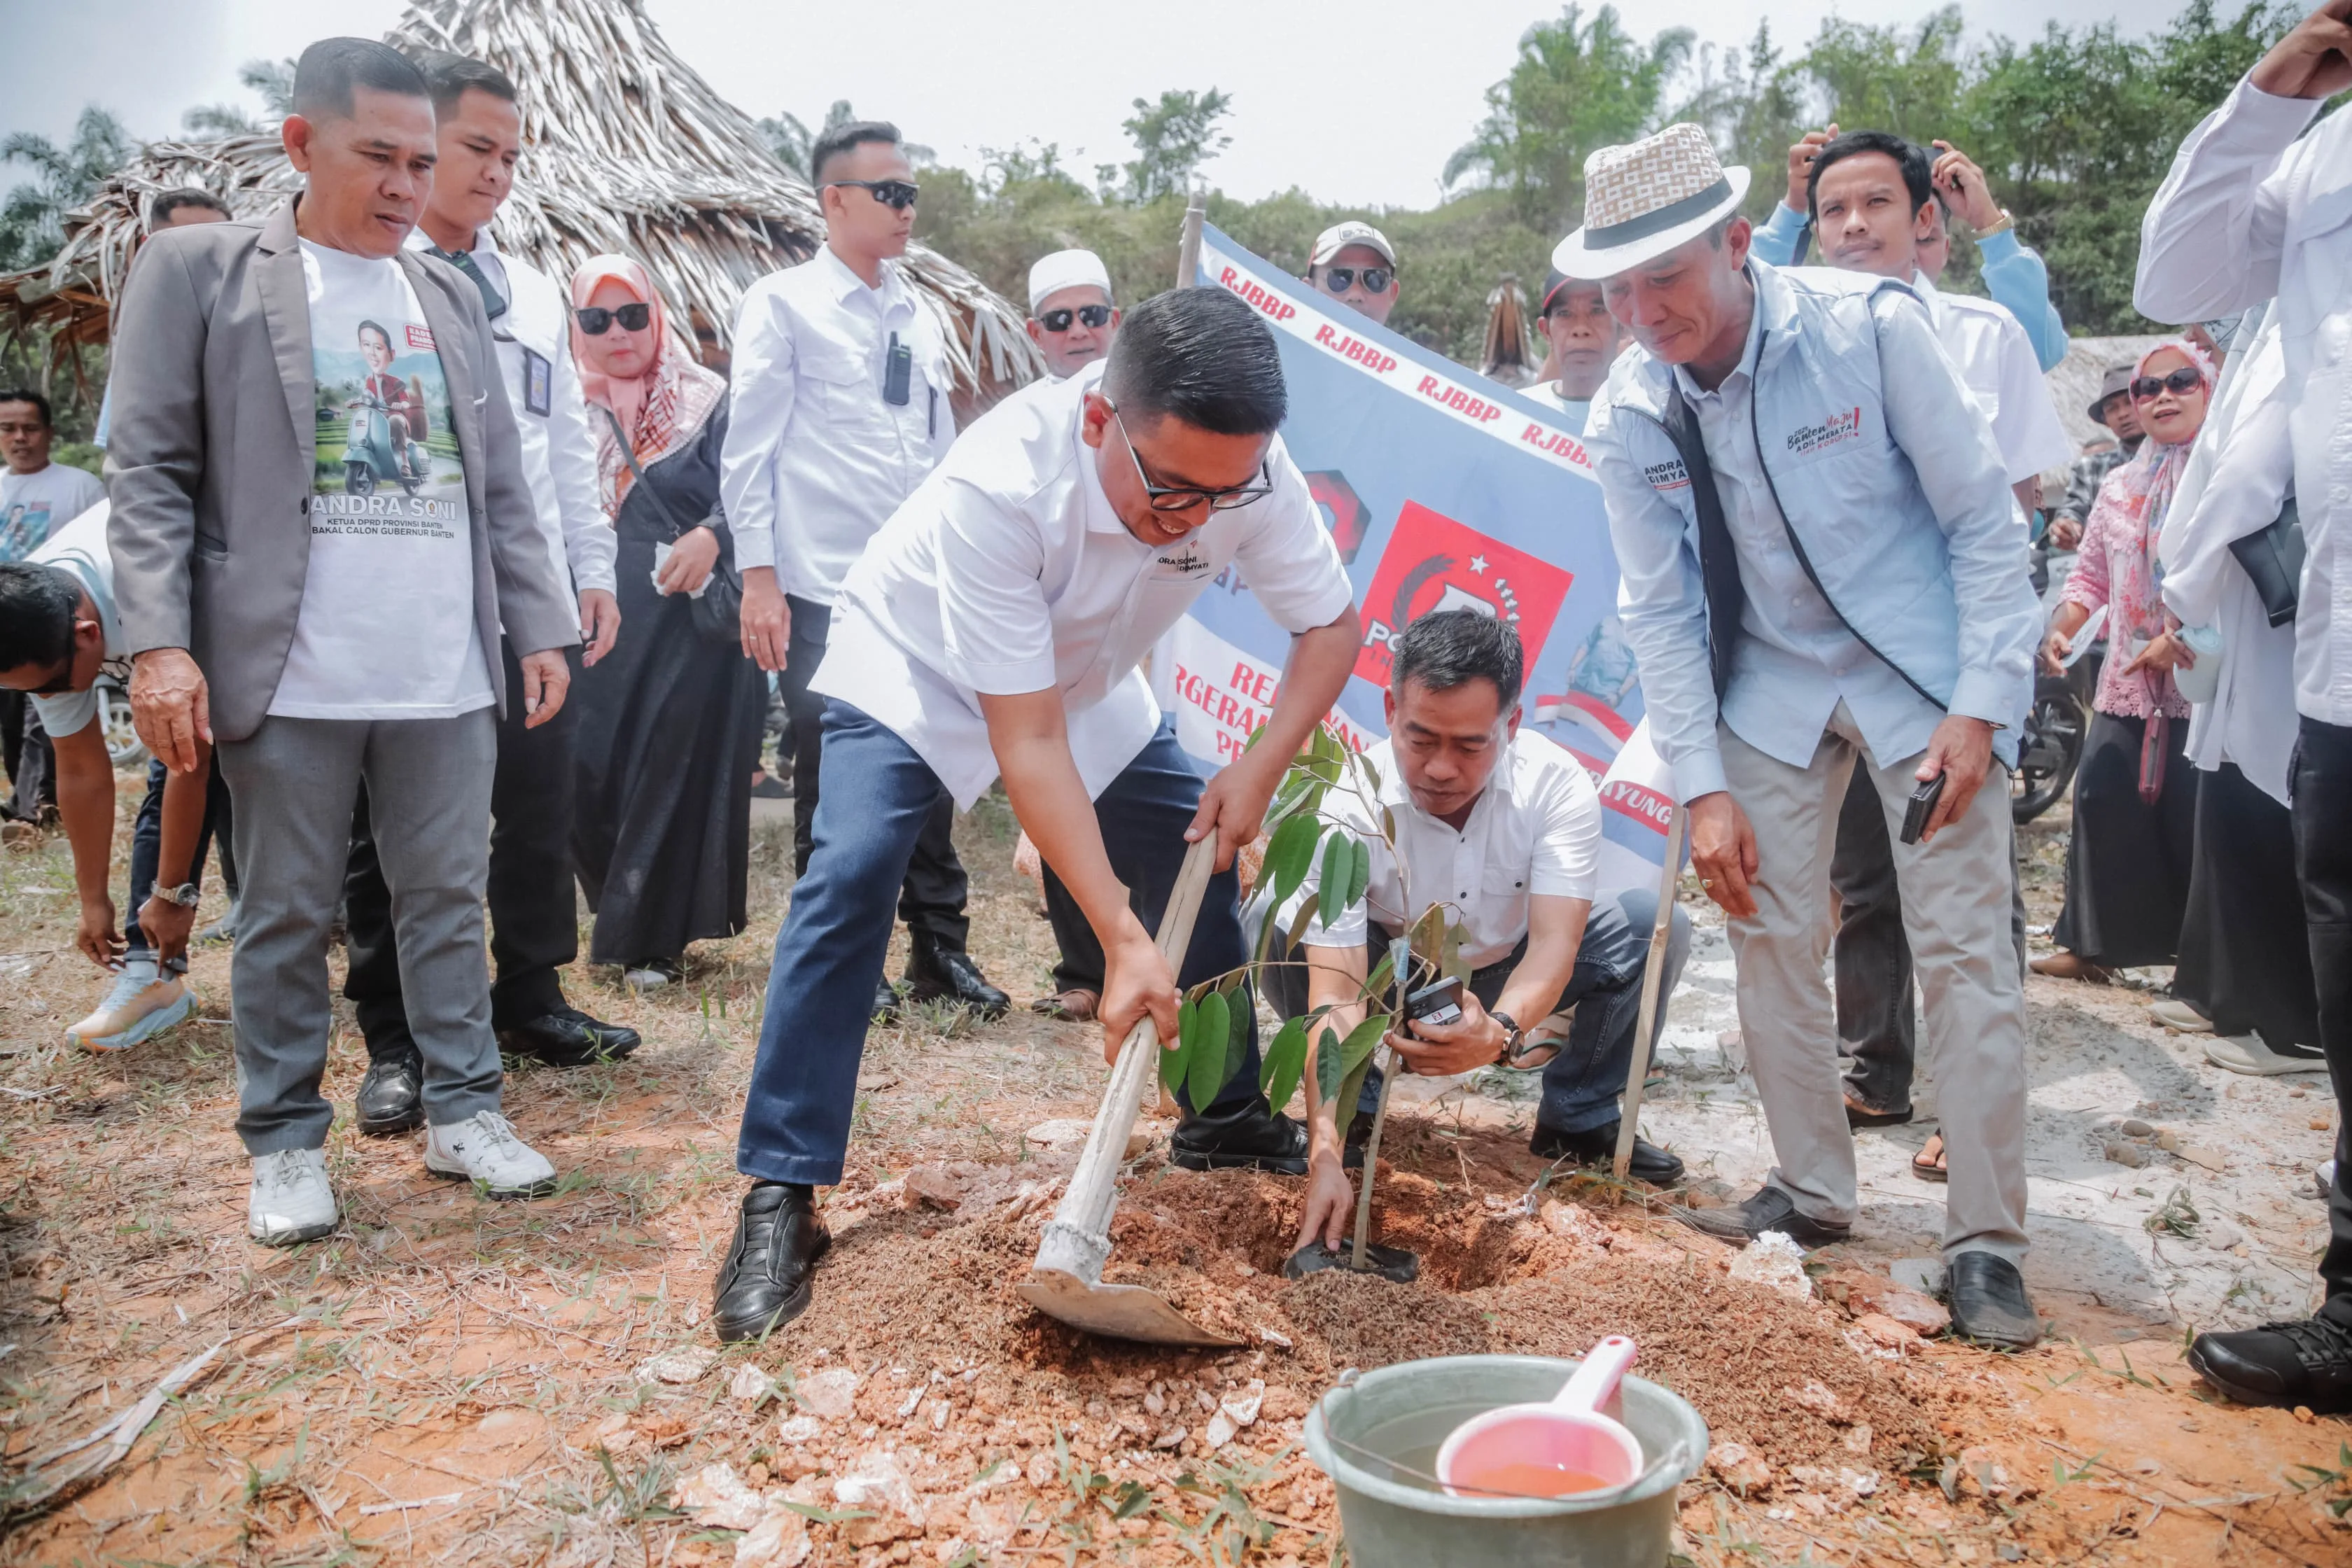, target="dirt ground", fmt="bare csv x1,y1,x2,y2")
1,778,2347,1566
